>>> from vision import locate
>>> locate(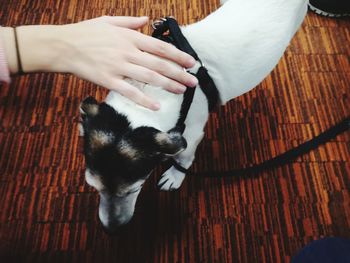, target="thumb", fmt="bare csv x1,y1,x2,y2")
96,16,149,29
